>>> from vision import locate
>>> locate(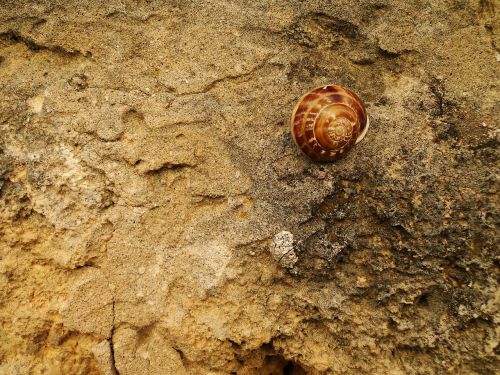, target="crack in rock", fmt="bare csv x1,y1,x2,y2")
174,57,272,97
269,231,298,269
0,30,91,57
